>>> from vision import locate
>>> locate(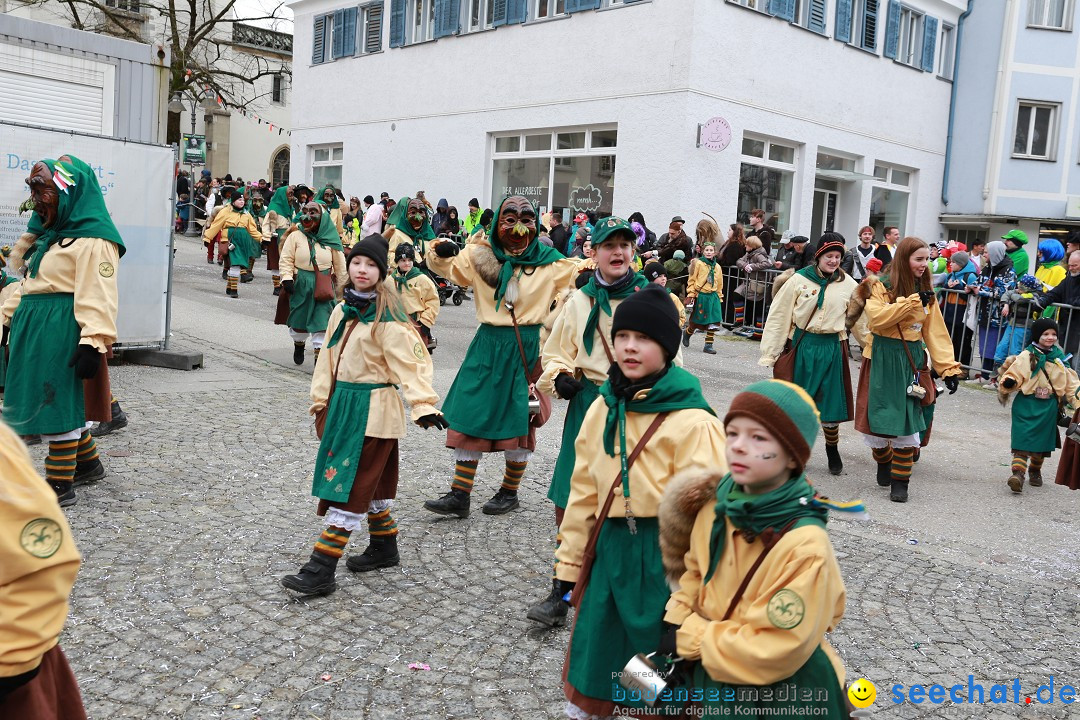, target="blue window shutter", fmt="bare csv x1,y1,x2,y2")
331,9,344,58
434,0,450,37
834,0,852,41
808,0,826,32
883,0,901,59
312,15,326,63
448,0,461,35
389,0,406,46
567,0,600,11
506,0,526,23
770,0,795,22
341,7,357,56
861,0,879,50
921,16,938,71
492,0,508,25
